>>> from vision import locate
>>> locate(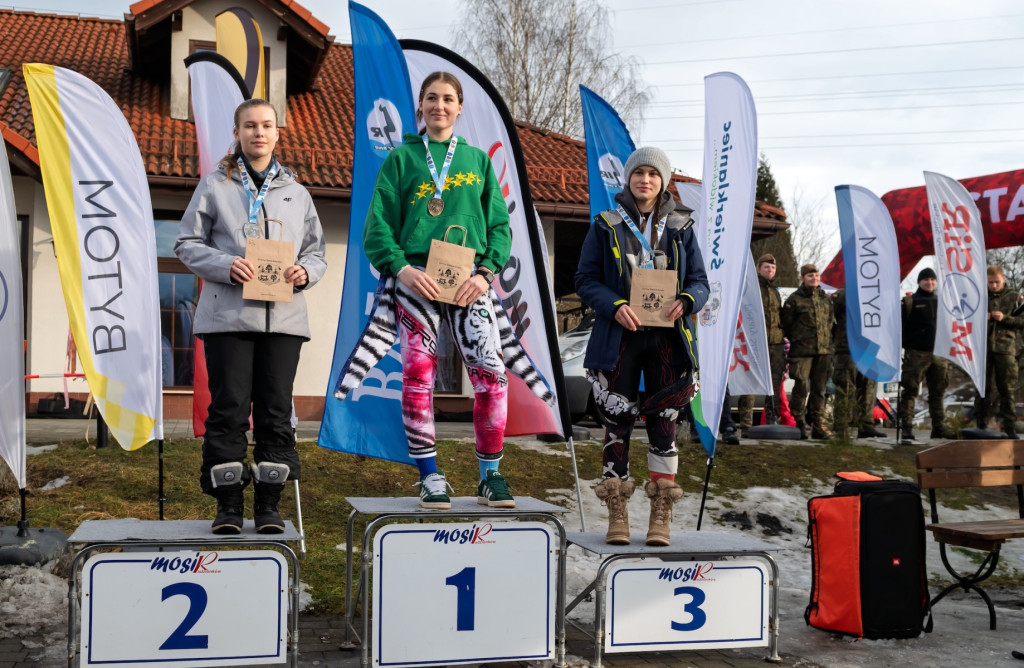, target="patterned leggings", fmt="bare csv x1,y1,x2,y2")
591,328,693,481
396,285,508,464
